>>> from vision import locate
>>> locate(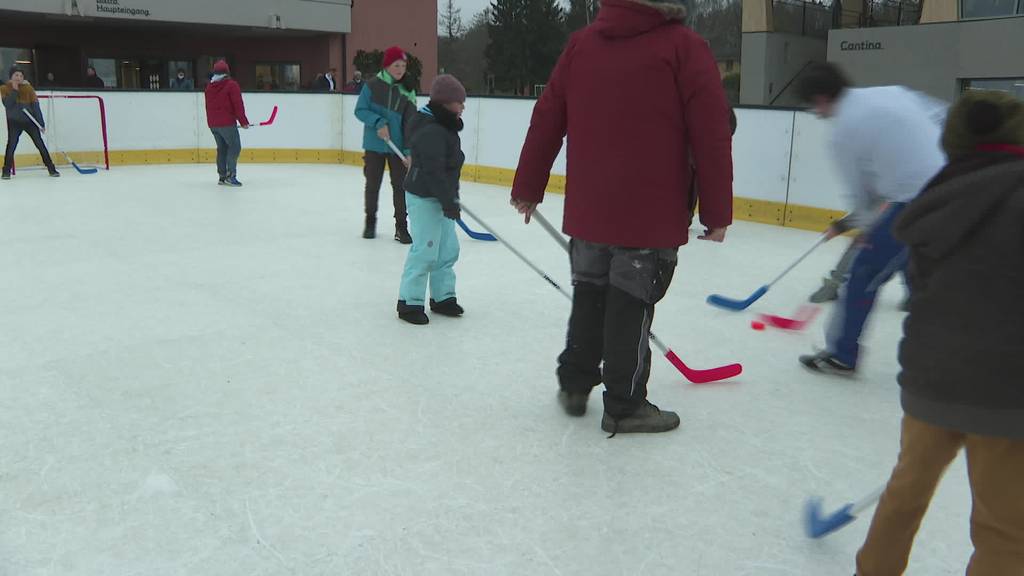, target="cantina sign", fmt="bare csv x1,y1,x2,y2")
840,41,883,51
